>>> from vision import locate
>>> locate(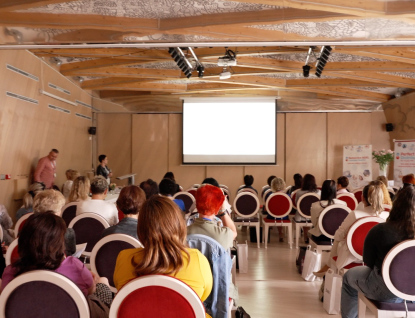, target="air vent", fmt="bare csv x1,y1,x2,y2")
48,83,70,95
6,64,38,81
76,100,92,108
76,113,91,120
48,104,70,114
6,91,38,104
